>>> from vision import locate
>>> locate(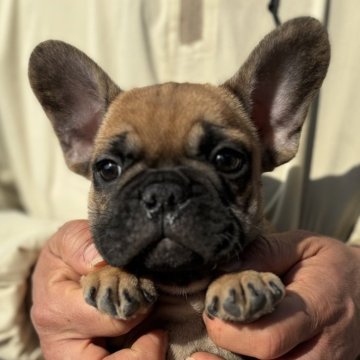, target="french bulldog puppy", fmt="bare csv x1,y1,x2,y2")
29,17,330,360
